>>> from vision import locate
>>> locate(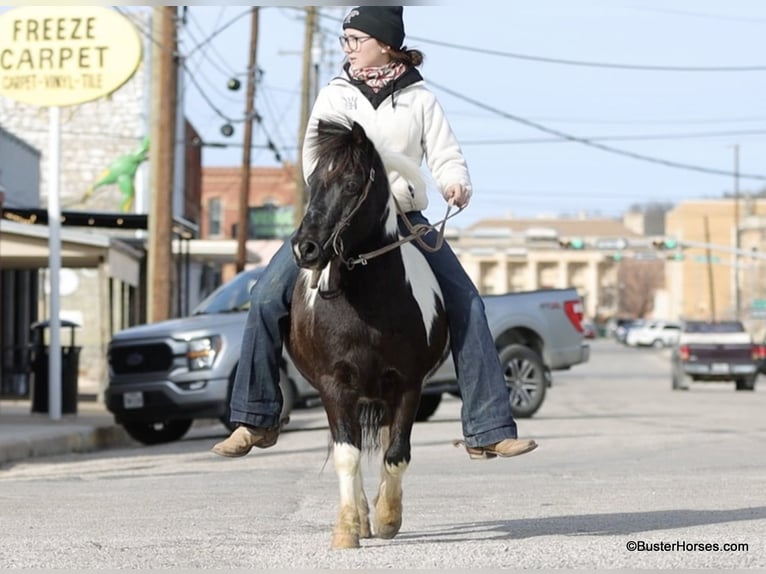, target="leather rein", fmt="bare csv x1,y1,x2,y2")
321,166,464,272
